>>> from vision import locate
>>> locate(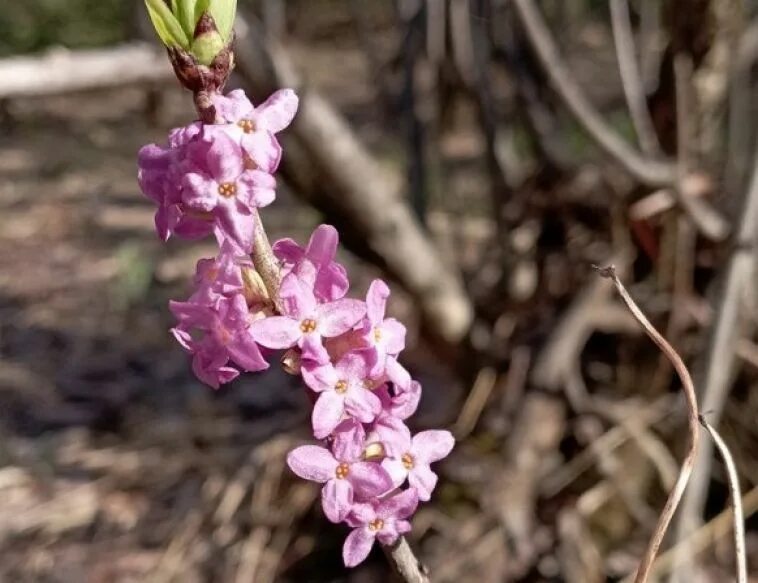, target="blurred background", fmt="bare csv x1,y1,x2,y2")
0,1,757,581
